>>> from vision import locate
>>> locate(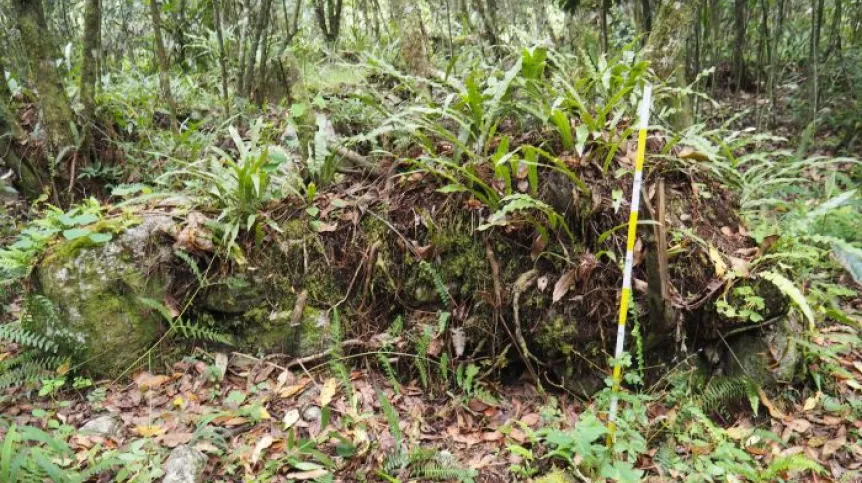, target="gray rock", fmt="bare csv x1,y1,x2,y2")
79,415,122,438
302,405,322,422
724,314,803,386
162,445,207,483
33,215,175,377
